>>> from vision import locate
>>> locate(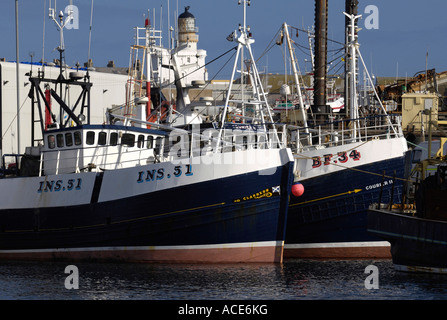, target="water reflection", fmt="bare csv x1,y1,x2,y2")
1,259,447,299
